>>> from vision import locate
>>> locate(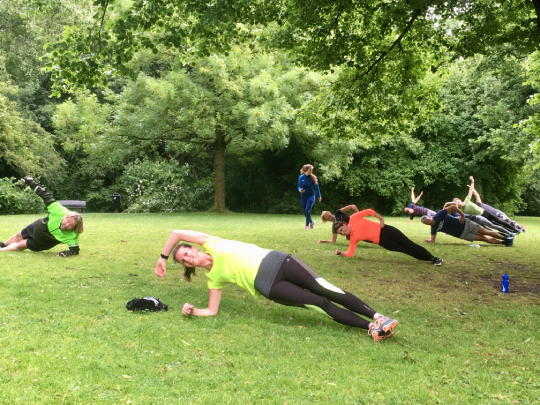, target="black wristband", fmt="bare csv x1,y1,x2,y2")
160,253,169,260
